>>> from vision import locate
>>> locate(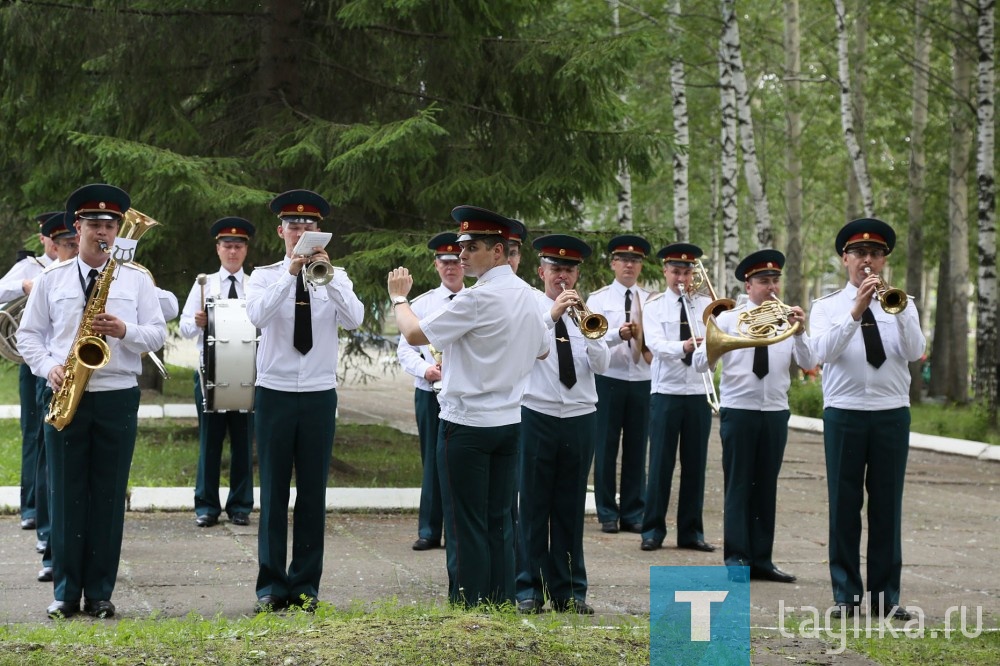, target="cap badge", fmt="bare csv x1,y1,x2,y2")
462,221,469,230
627,245,635,252
559,249,566,256
681,253,688,260
296,204,305,212
98,202,107,210
767,262,773,268
863,232,870,240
